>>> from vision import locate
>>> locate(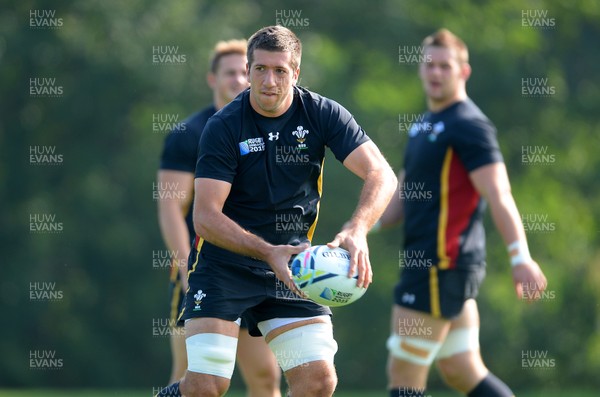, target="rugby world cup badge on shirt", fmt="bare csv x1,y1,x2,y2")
239,137,266,155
